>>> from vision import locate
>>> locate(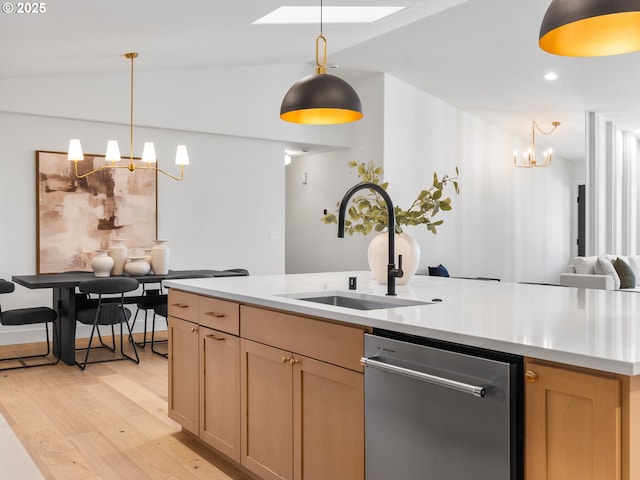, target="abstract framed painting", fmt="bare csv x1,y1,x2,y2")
36,150,158,274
